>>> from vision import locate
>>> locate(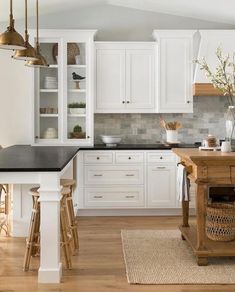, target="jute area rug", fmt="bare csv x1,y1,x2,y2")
121,229,235,284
